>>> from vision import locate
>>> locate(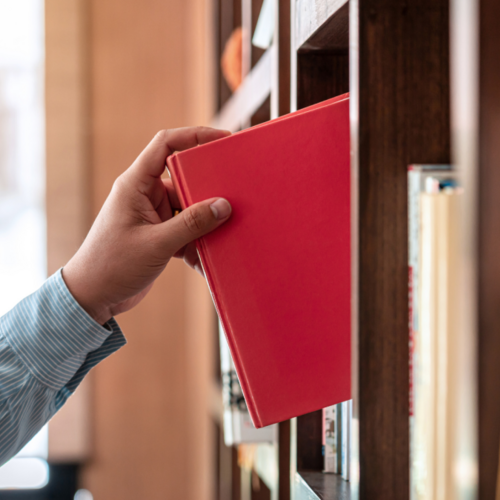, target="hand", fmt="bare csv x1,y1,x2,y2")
62,127,232,325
